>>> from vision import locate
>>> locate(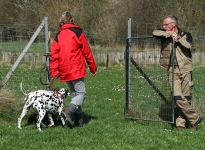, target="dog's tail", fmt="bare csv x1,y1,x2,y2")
20,82,27,96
